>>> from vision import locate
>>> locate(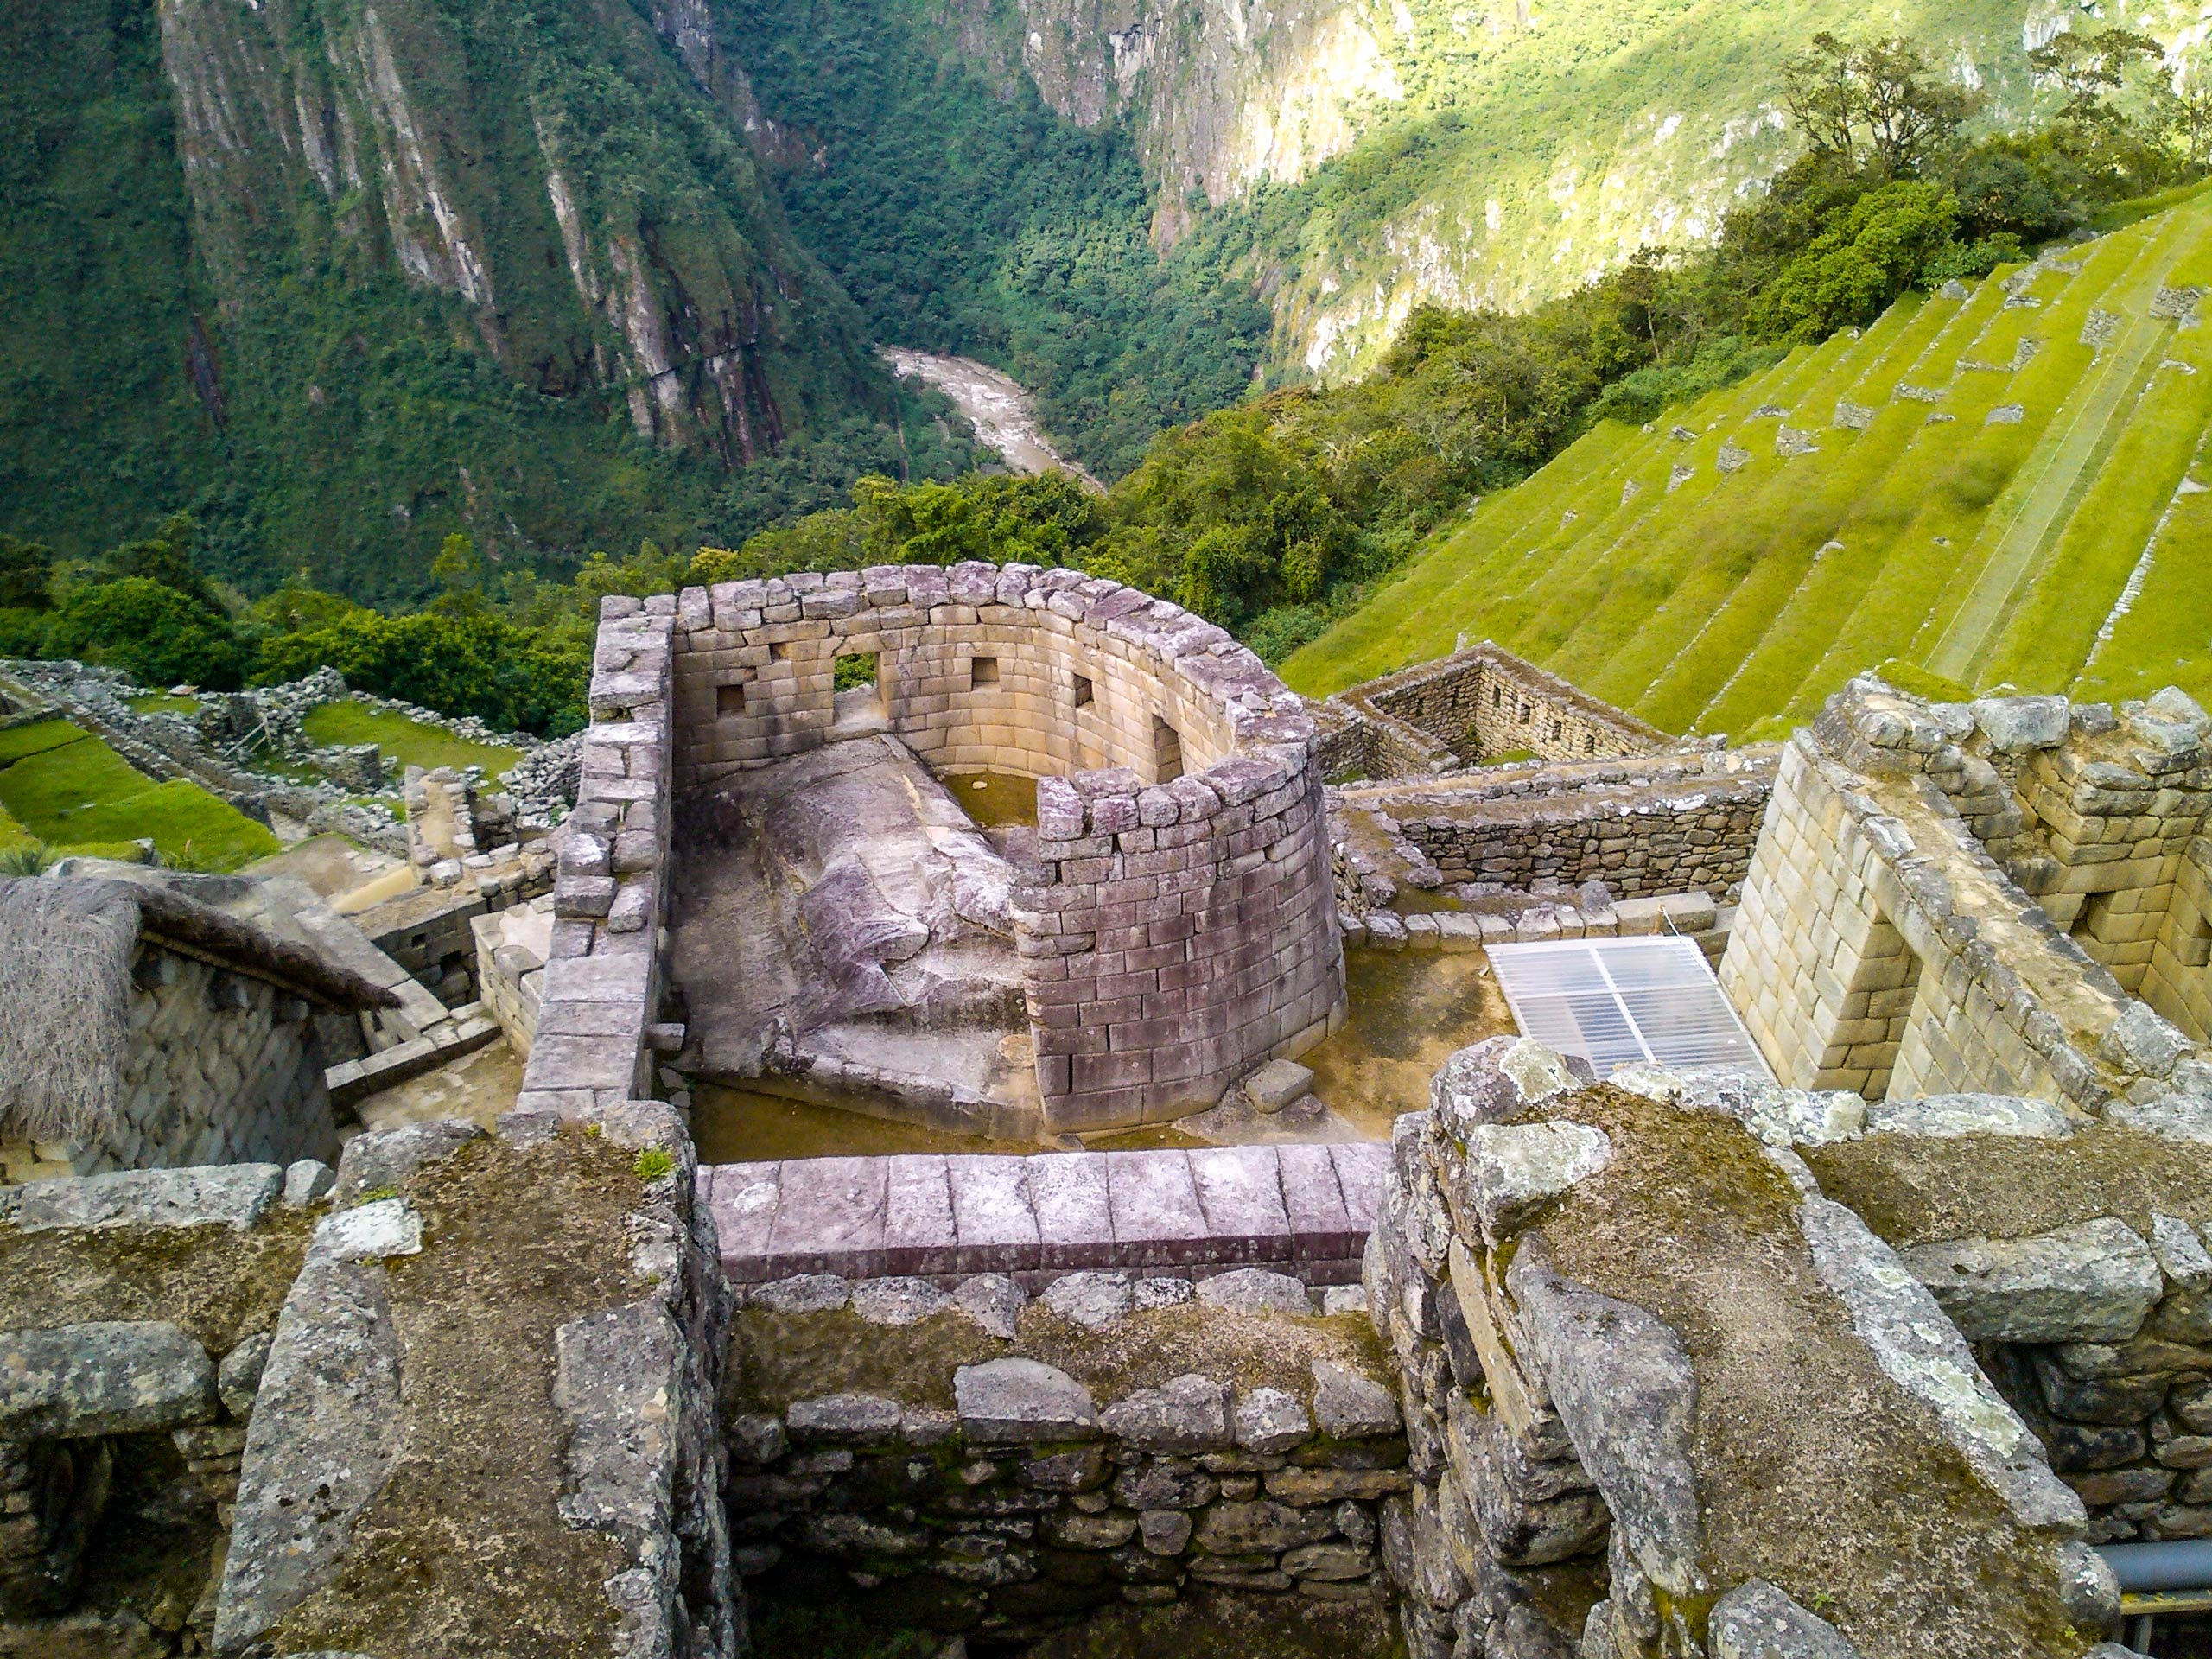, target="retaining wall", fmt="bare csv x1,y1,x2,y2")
1317,644,1674,780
